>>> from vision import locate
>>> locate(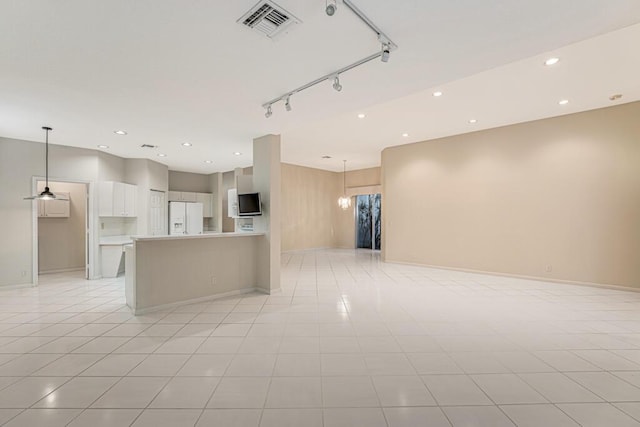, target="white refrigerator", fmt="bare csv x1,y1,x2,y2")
169,202,203,235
